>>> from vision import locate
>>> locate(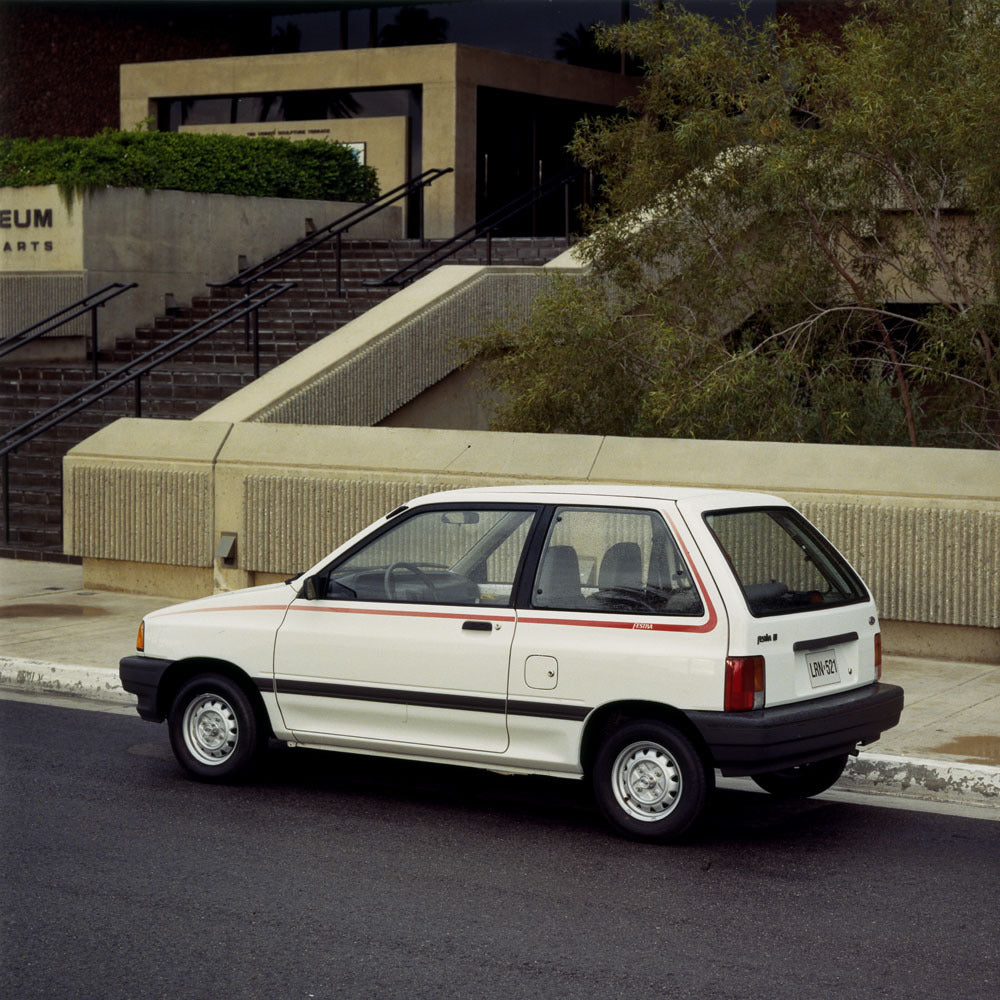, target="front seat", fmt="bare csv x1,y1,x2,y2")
534,544,584,609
